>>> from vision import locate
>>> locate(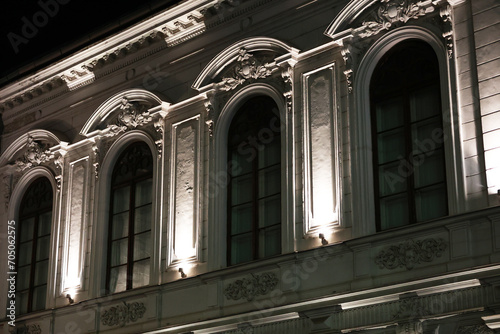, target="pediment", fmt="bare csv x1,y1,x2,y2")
192,37,299,92
325,0,442,40
80,89,167,137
